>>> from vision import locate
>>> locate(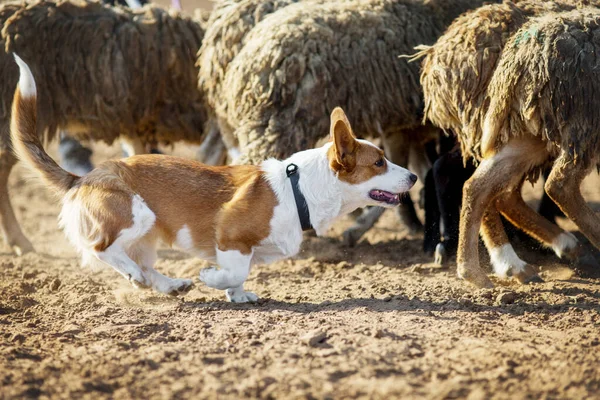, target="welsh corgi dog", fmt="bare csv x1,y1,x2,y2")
10,55,417,302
